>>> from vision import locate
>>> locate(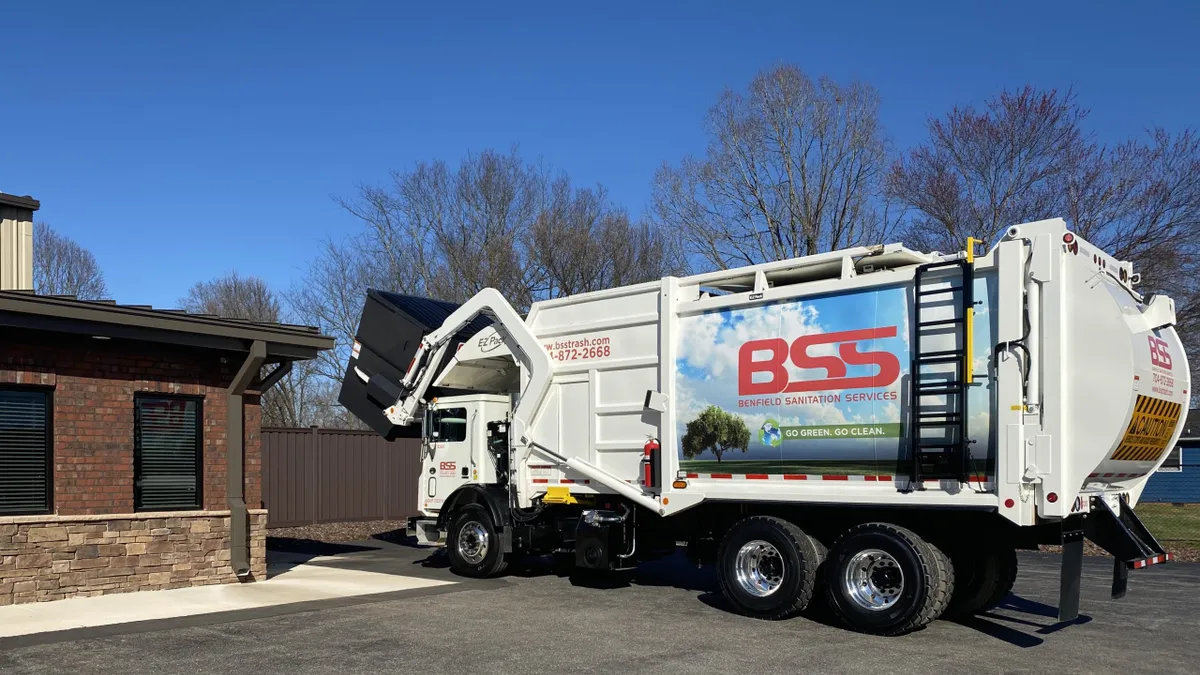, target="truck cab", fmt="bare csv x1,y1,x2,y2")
418,394,510,518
